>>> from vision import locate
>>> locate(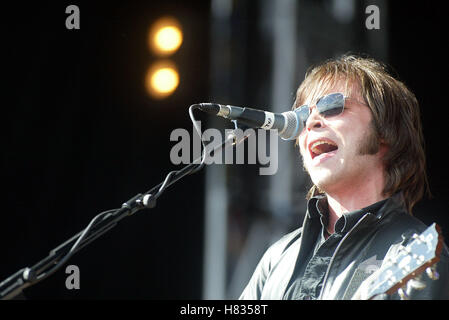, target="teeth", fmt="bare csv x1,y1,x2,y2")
310,140,337,155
